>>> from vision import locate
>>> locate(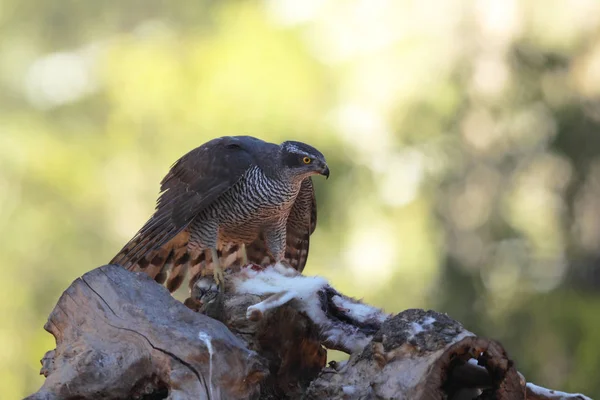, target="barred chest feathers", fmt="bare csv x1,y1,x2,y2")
207,165,302,243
